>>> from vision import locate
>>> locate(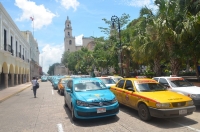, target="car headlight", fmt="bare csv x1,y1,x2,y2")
111,97,117,103
156,103,170,108
76,100,89,107
187,100,194,106
190,94,200,99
